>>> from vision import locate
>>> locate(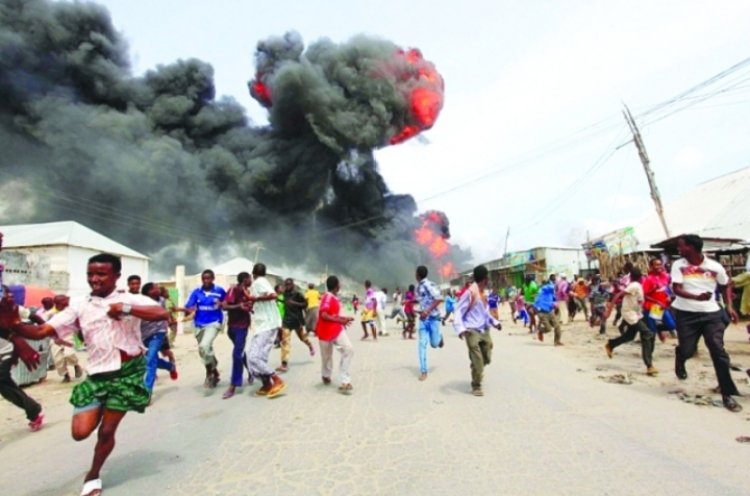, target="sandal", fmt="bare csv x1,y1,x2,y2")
81,478,102,496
